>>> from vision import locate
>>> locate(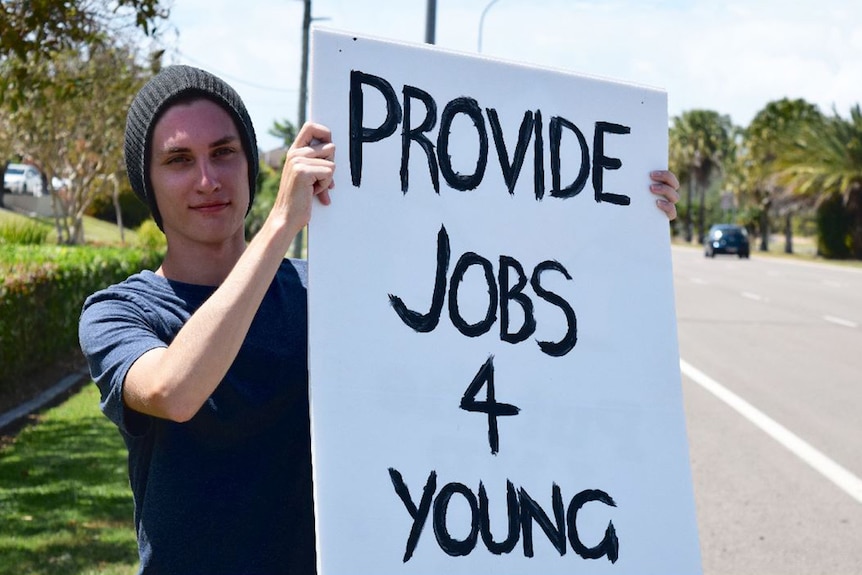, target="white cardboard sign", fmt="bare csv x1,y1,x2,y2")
308,29,701,575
